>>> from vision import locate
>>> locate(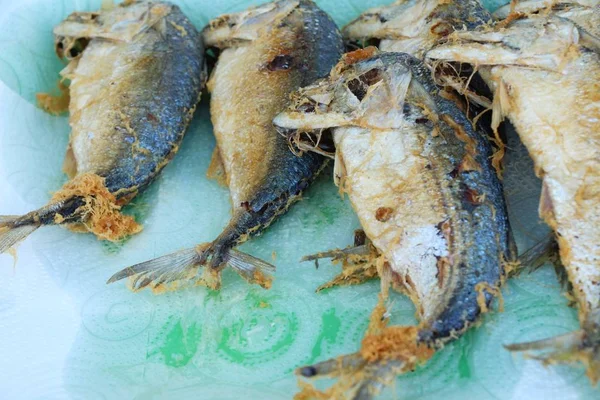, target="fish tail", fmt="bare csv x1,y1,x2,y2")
107,245,275,293
0,196,87,255
225,249,275,289
296,353,403,400
0,216,40,254
505,326,600,385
